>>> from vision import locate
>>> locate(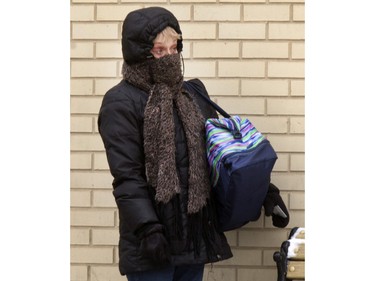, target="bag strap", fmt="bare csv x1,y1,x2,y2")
184,81,231,118
184,81,242,139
